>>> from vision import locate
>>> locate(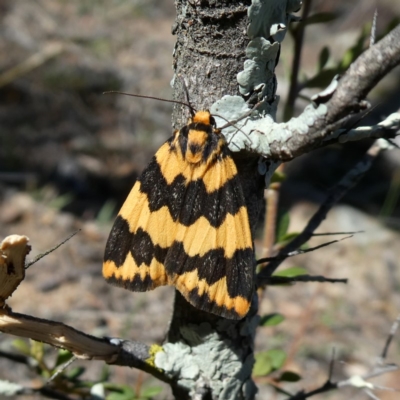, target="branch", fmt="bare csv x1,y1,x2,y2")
329,112,400,145
326,23,400,123
267,275,347,285
0,307,169,381
257,235,353,264
213,25,400,160
285,314,400,399
0,235,170,384
257,140,385,286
